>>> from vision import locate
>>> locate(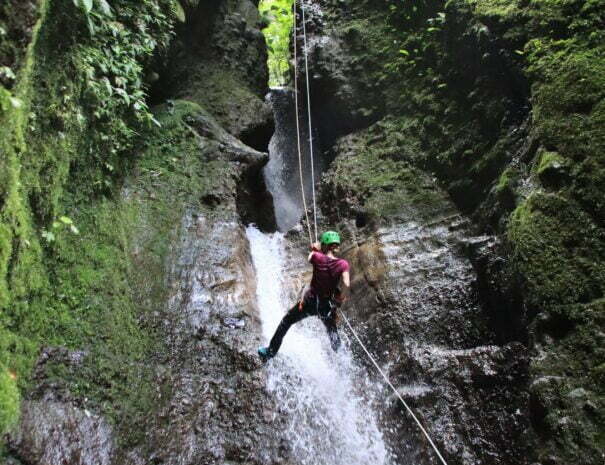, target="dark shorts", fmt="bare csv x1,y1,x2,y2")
268,295,341,355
